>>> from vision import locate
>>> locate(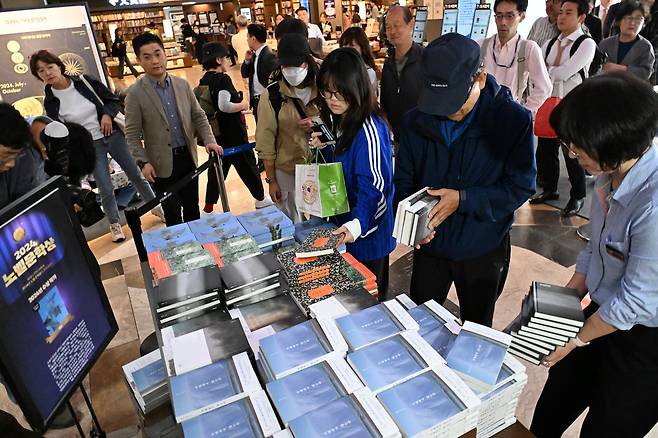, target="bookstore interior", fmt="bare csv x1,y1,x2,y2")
1,0,656,437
